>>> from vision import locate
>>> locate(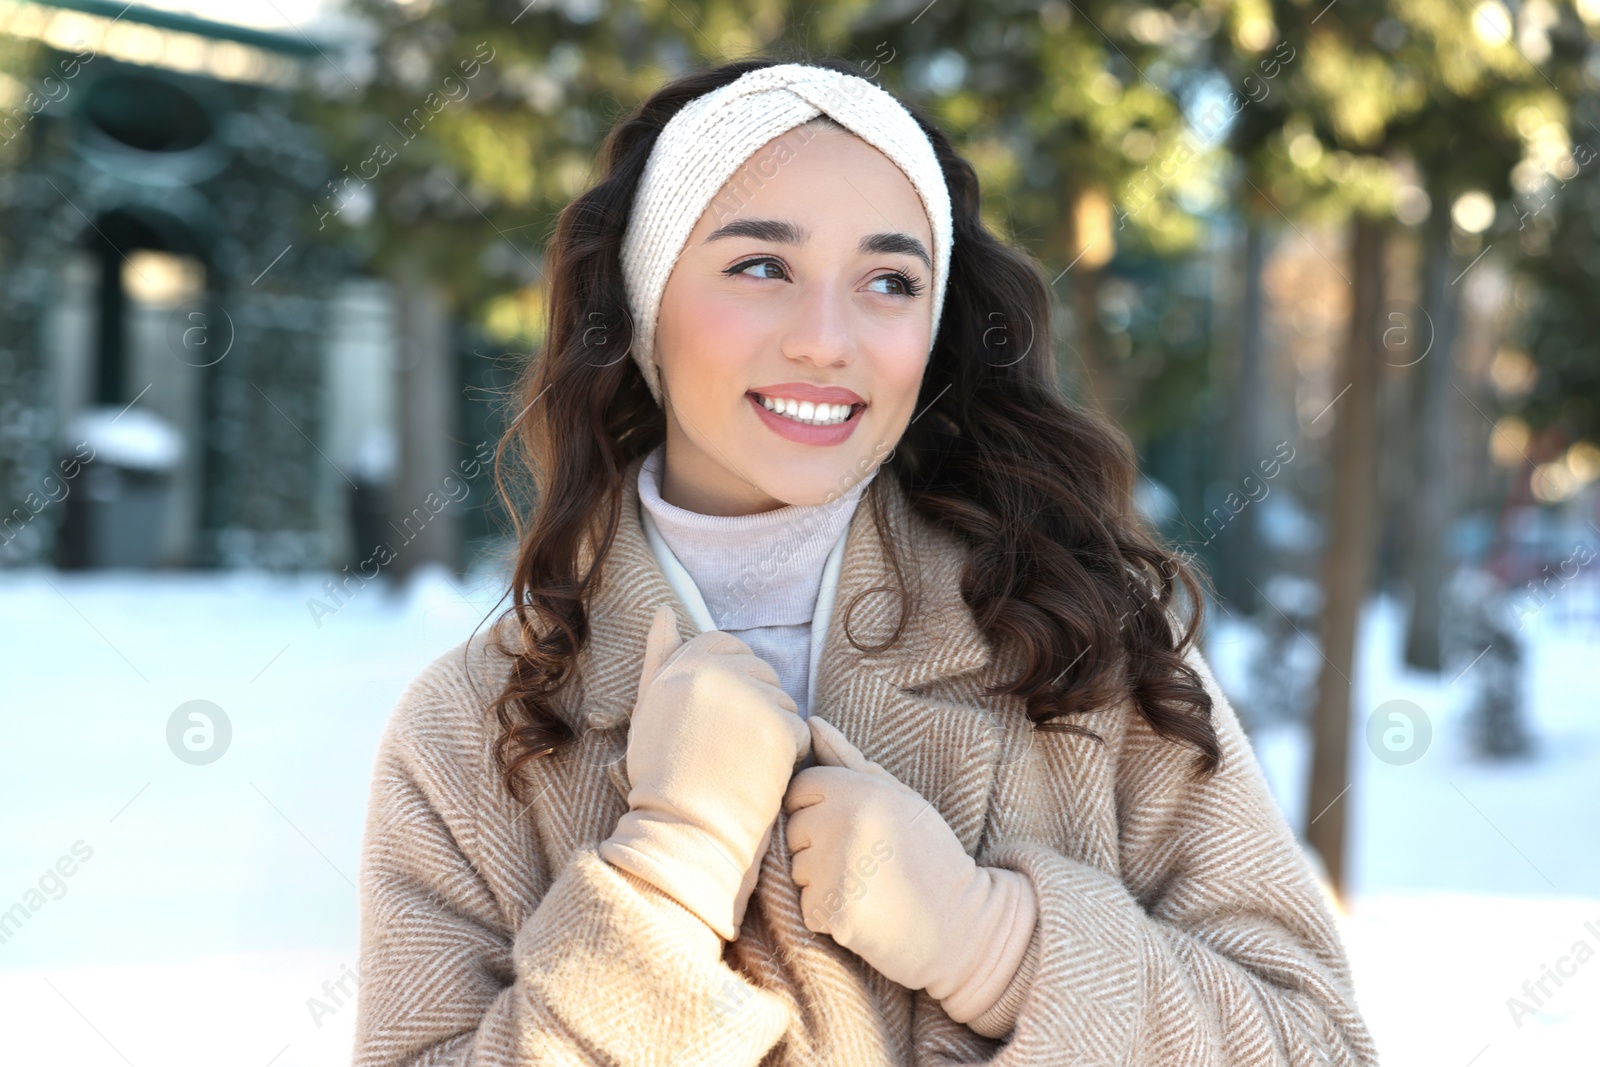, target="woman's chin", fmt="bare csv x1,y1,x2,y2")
744,451,881,510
